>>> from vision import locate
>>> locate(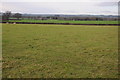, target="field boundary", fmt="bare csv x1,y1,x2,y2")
1,22,119,26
